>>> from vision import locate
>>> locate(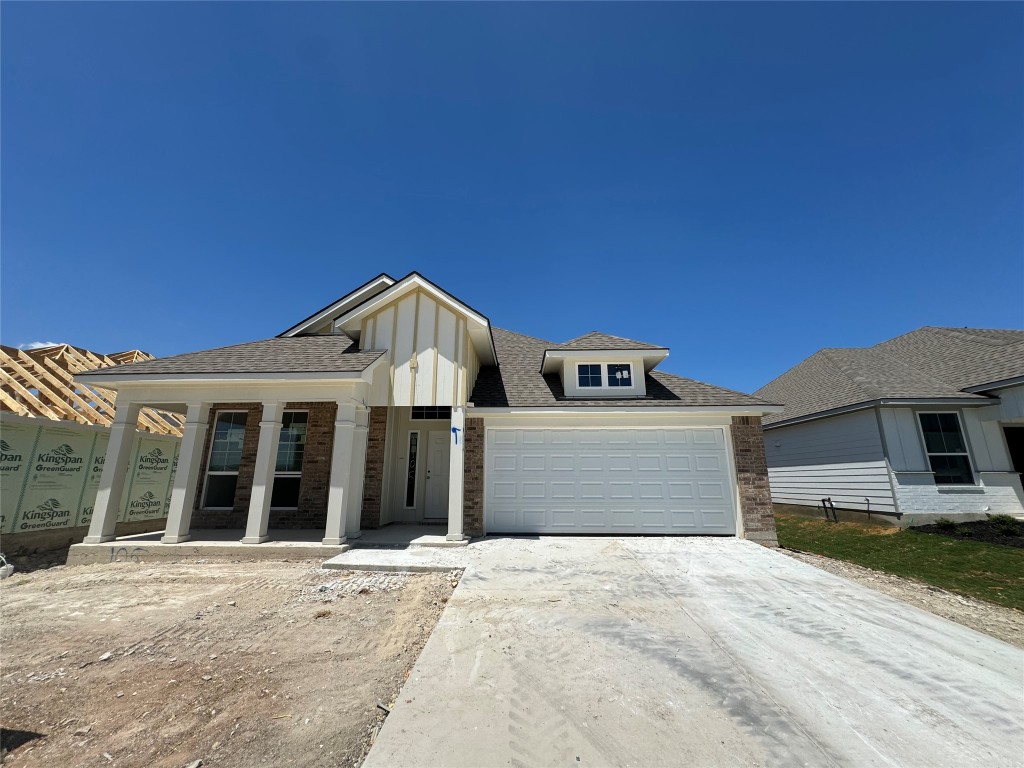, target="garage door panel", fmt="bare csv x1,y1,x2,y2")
485,428,736,535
